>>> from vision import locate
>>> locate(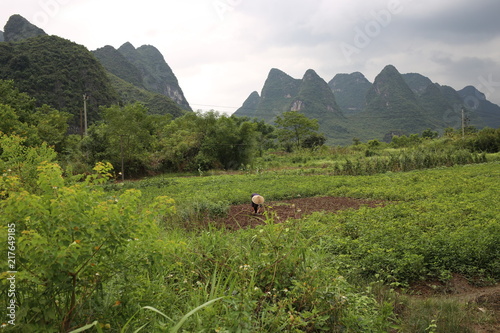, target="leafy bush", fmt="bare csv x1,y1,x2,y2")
462,127,500,153
0,151,174,331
